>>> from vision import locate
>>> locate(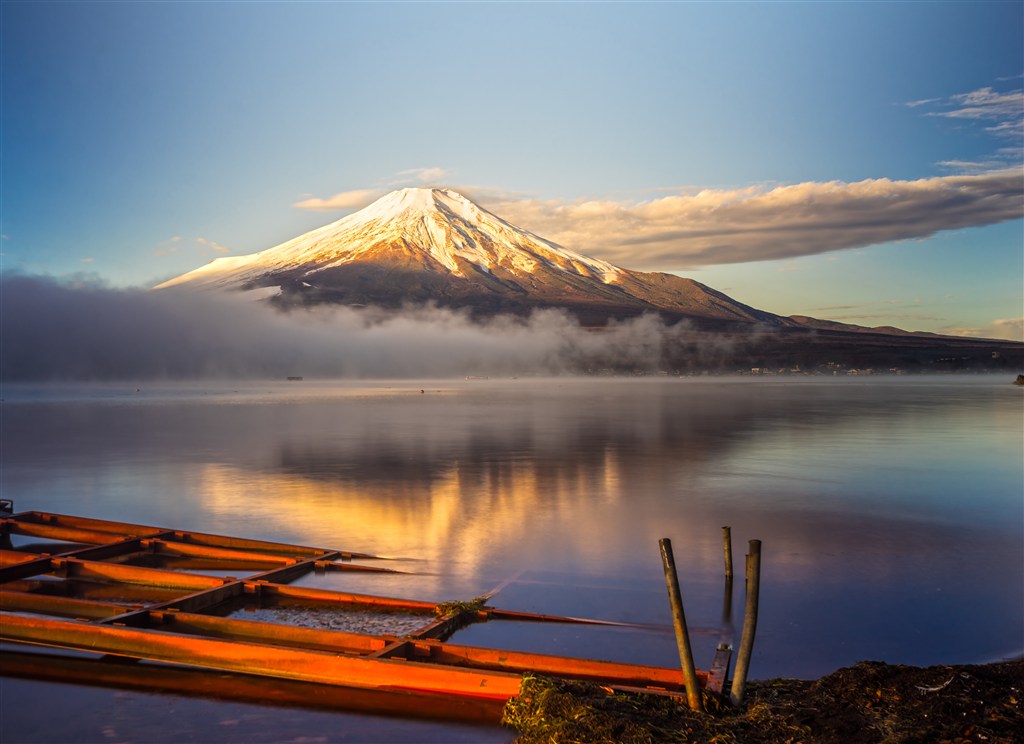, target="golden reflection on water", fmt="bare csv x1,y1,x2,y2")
195,443,629,579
